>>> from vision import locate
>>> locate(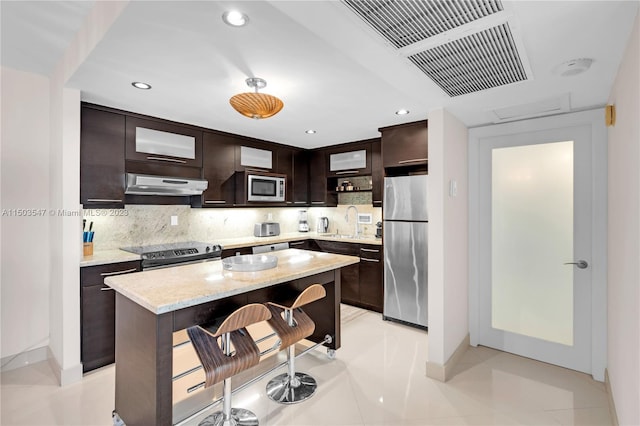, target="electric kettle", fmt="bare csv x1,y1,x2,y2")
317,217,329,234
